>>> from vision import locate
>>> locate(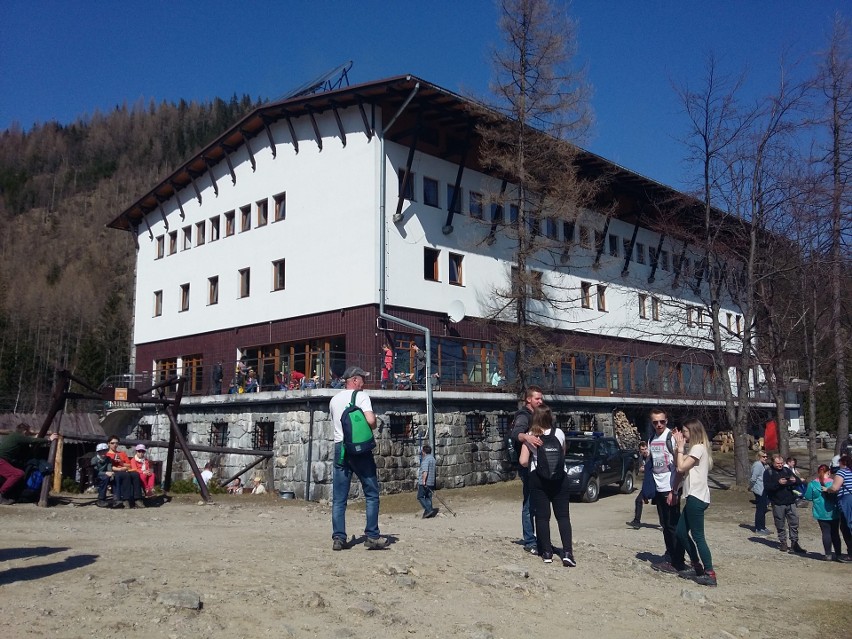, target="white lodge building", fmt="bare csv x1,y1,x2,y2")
110,75,763,433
